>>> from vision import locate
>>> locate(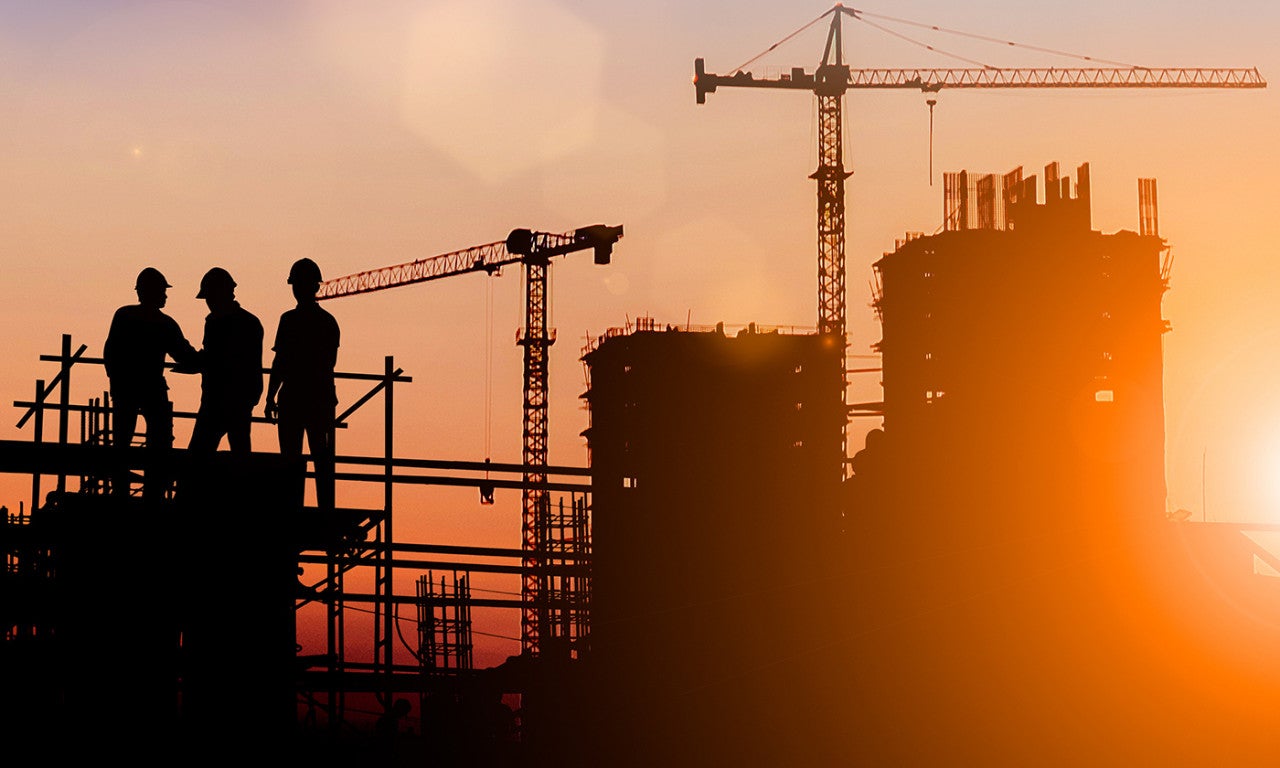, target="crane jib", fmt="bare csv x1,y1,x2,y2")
696,62,1266,97
316,225,623,300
